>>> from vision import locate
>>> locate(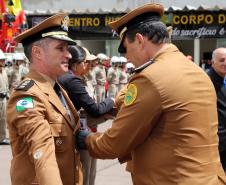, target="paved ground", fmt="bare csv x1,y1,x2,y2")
0,120,132,185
